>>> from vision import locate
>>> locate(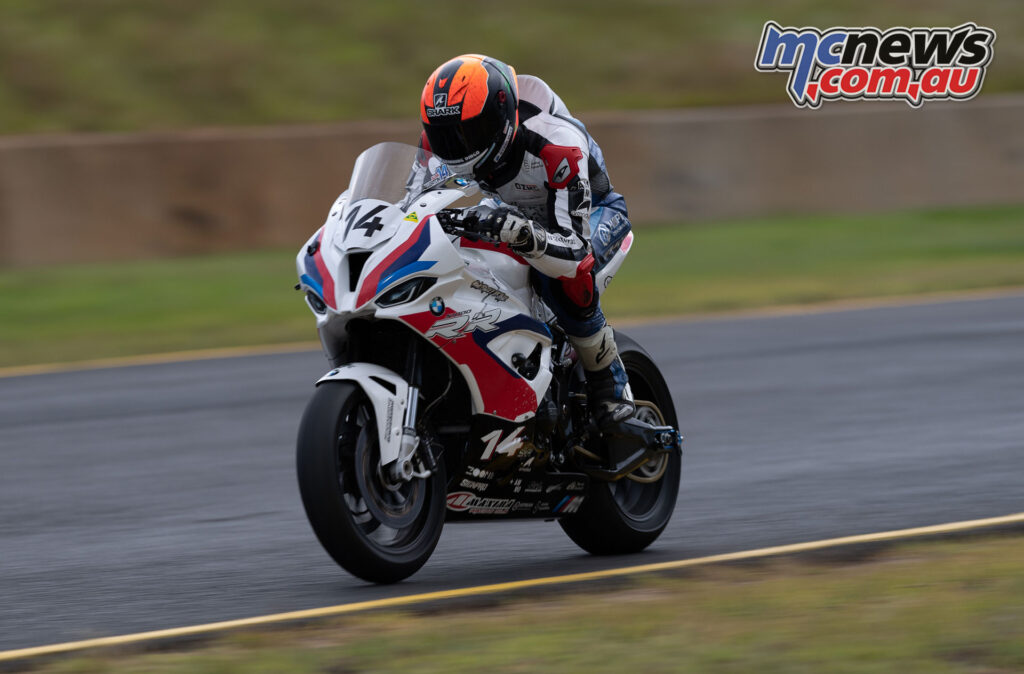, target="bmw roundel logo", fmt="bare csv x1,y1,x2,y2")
429,297,445,316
